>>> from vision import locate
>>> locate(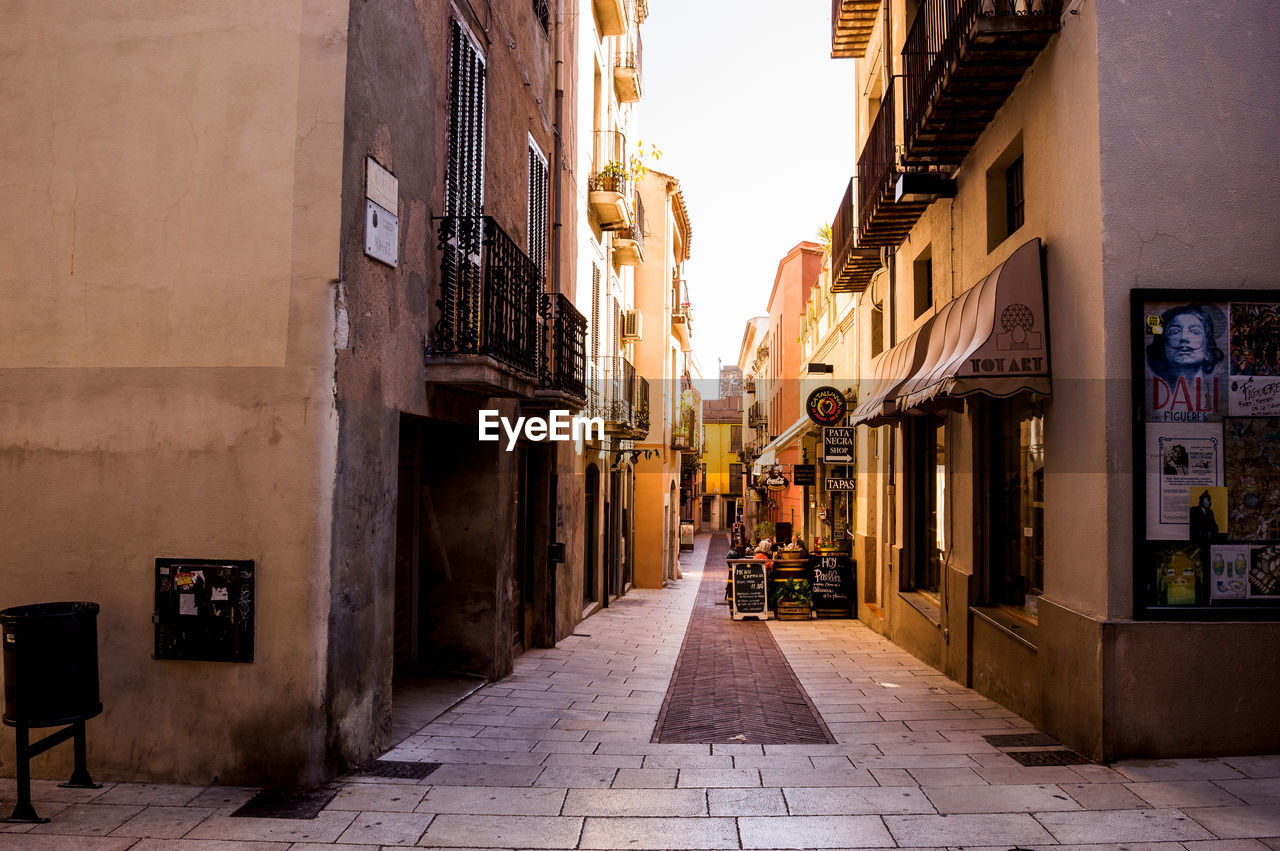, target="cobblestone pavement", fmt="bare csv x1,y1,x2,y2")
2,534,1279,849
